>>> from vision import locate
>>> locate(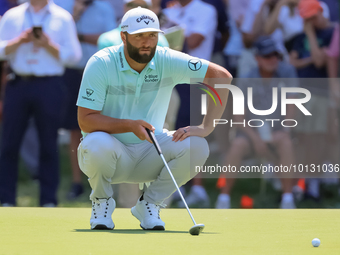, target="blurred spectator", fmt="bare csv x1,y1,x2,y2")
326,23,339,103
0,2,16,121
323,22,340,187
163,0,217,207
56,0,116,200
290,0,336,200
0,0,40,181
100,0,124,22
152,0,178,30
0,62,5,121
223,0,249,77
0,0,81,207
265,0,302,52
238,0,287,77
219,1,249,172
216,36,298,209
98,0,169,50
203,0,229,57
265,0,331,52
164,0,217,60
325,23,340,187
